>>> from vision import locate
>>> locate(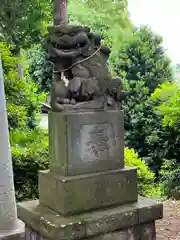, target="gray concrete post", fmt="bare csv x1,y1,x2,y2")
0,54,24,239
